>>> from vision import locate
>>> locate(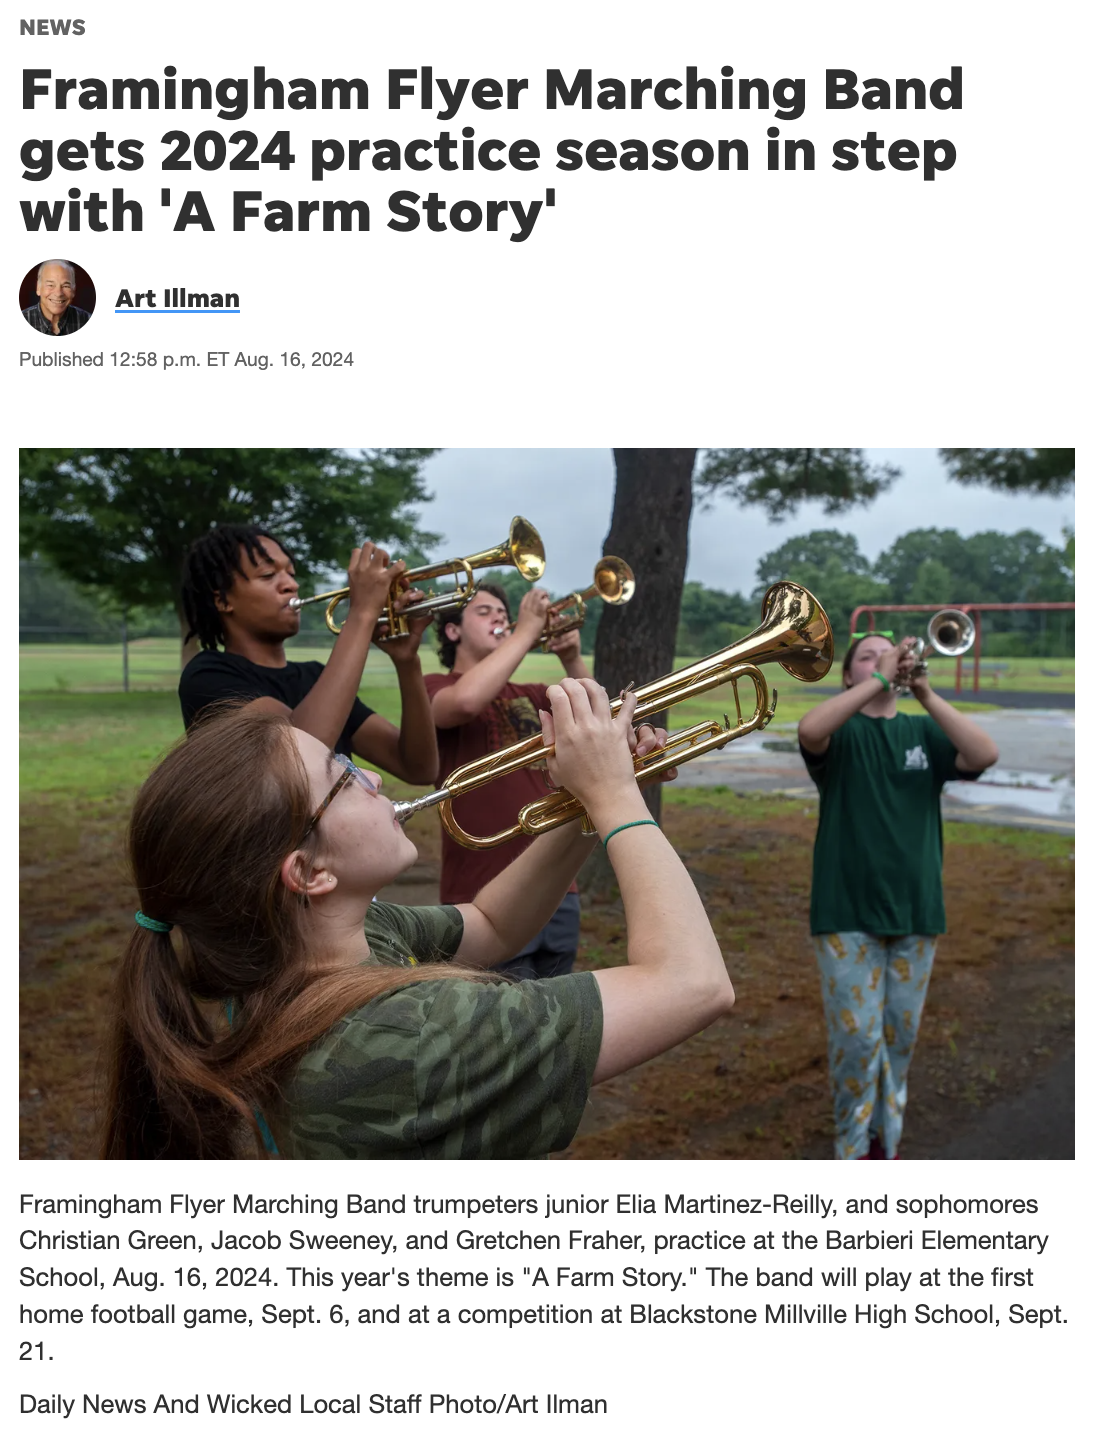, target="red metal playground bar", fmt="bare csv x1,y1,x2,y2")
848,603,1075,695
